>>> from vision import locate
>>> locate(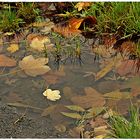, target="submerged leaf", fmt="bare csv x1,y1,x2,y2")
65,105,85,112
19,55,50,77
0,54,16,67
61,112,82,119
